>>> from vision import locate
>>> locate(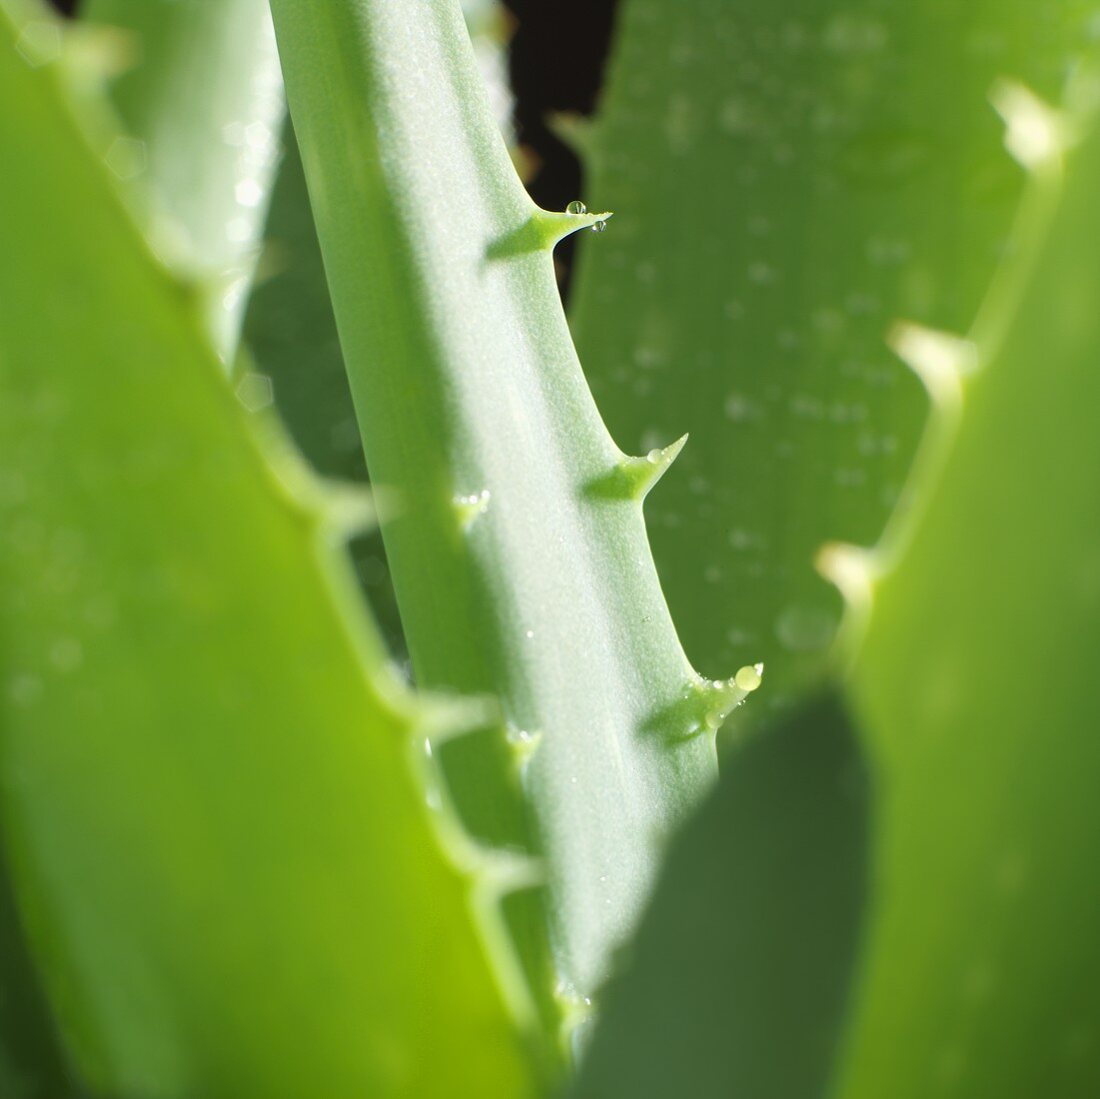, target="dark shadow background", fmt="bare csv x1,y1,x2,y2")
502,0,619,295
